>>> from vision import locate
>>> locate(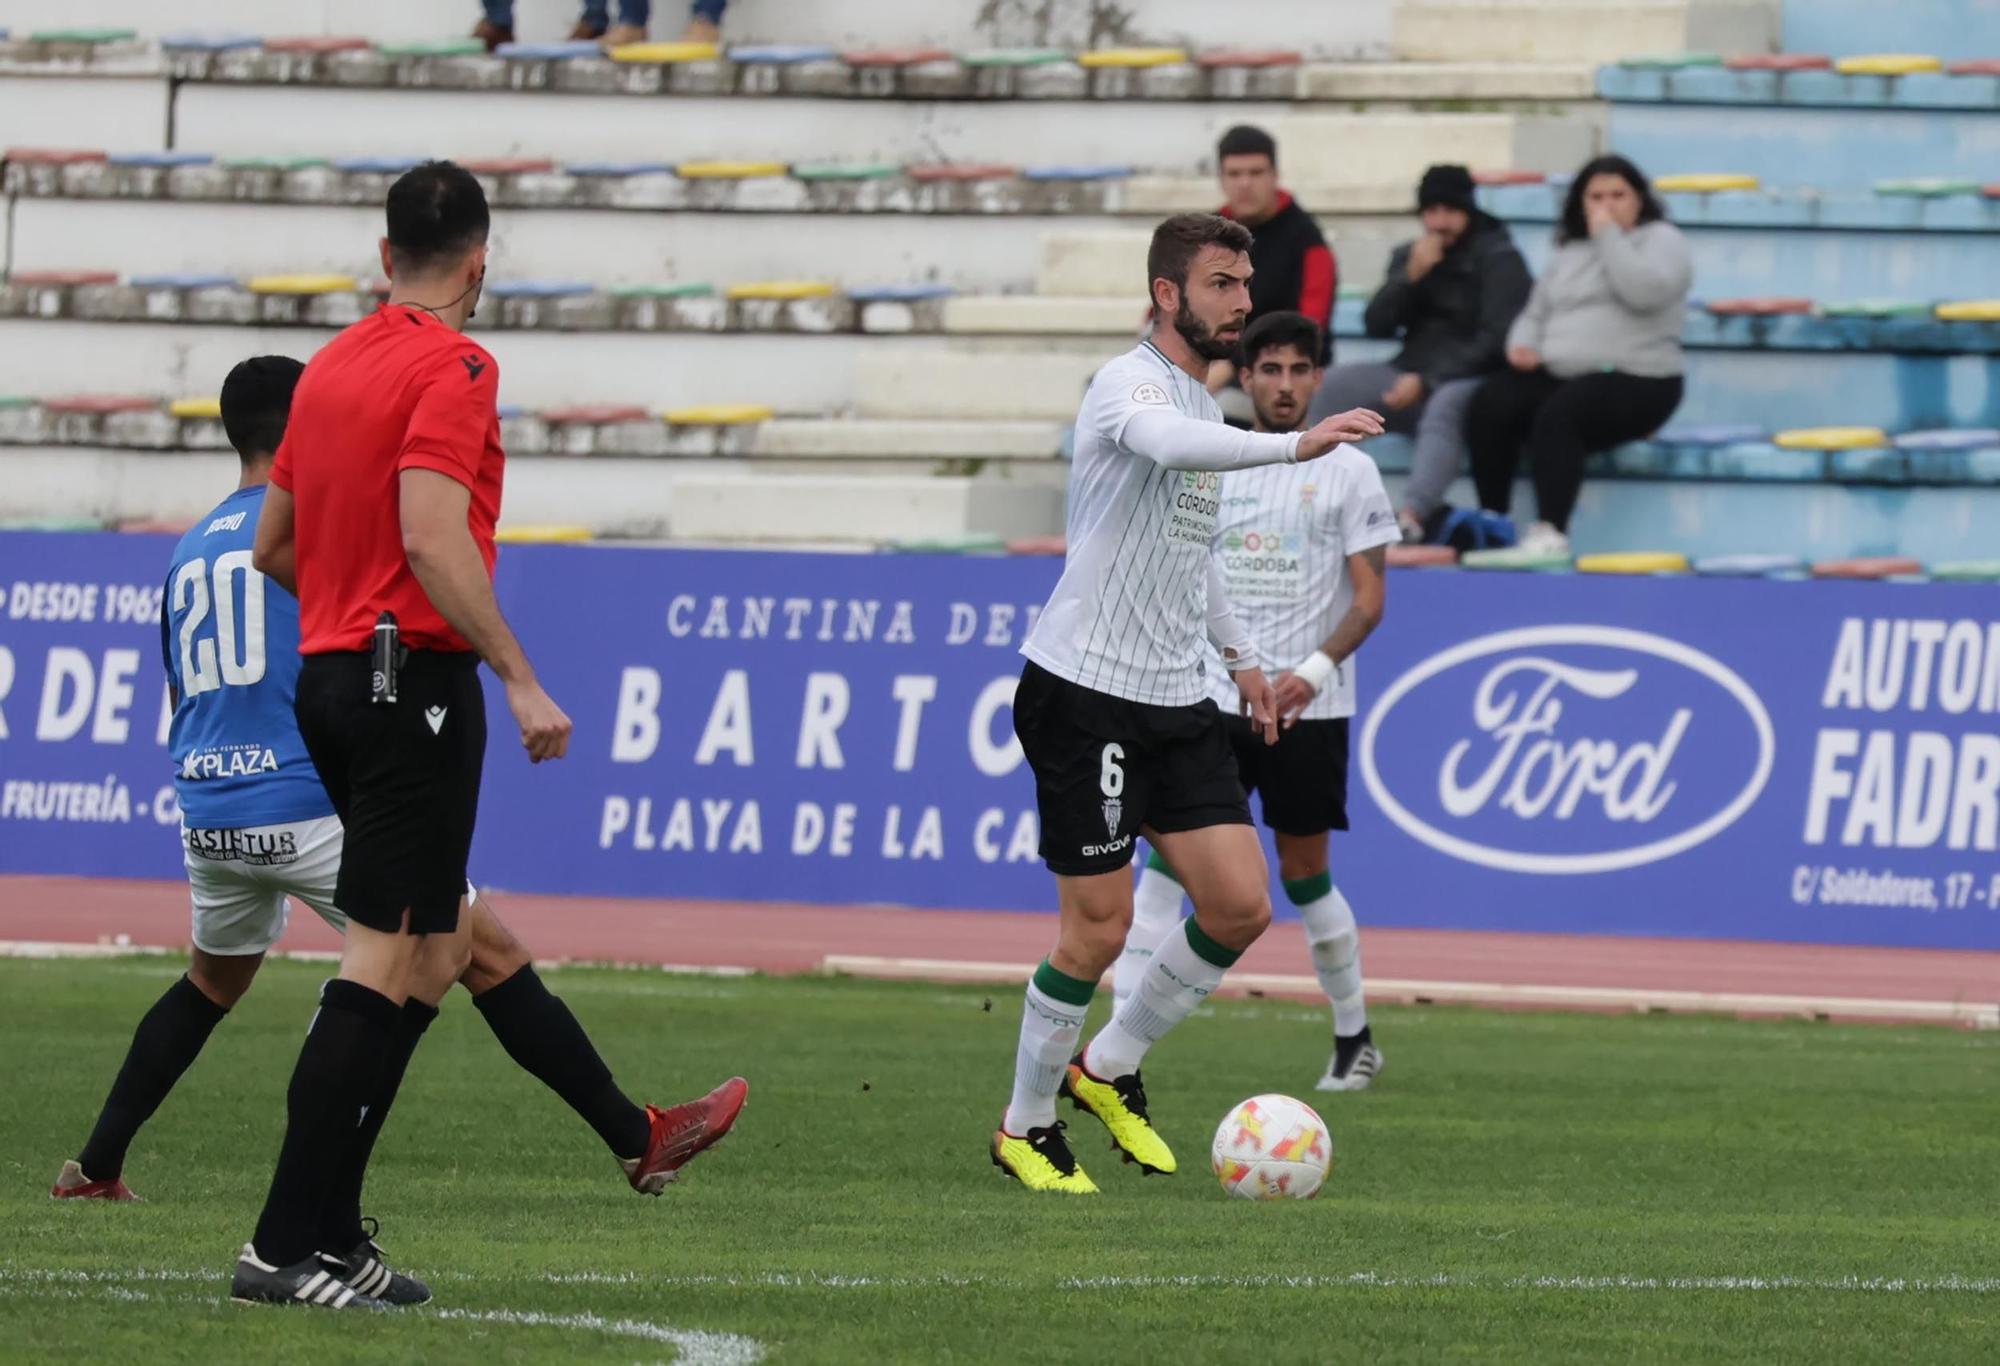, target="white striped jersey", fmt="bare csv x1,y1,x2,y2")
1021,342,1238,706
1203,445,1398,720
